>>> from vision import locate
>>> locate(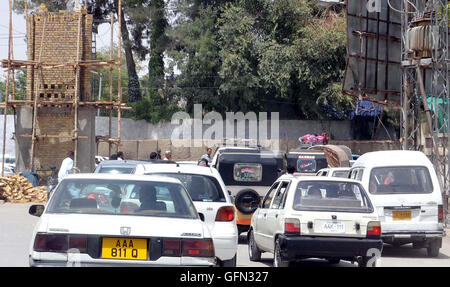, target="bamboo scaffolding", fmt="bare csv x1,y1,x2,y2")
1,2,124,173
